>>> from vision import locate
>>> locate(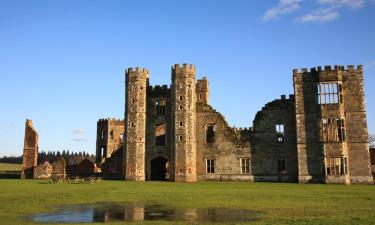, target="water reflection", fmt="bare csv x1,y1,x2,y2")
32,202,259,223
